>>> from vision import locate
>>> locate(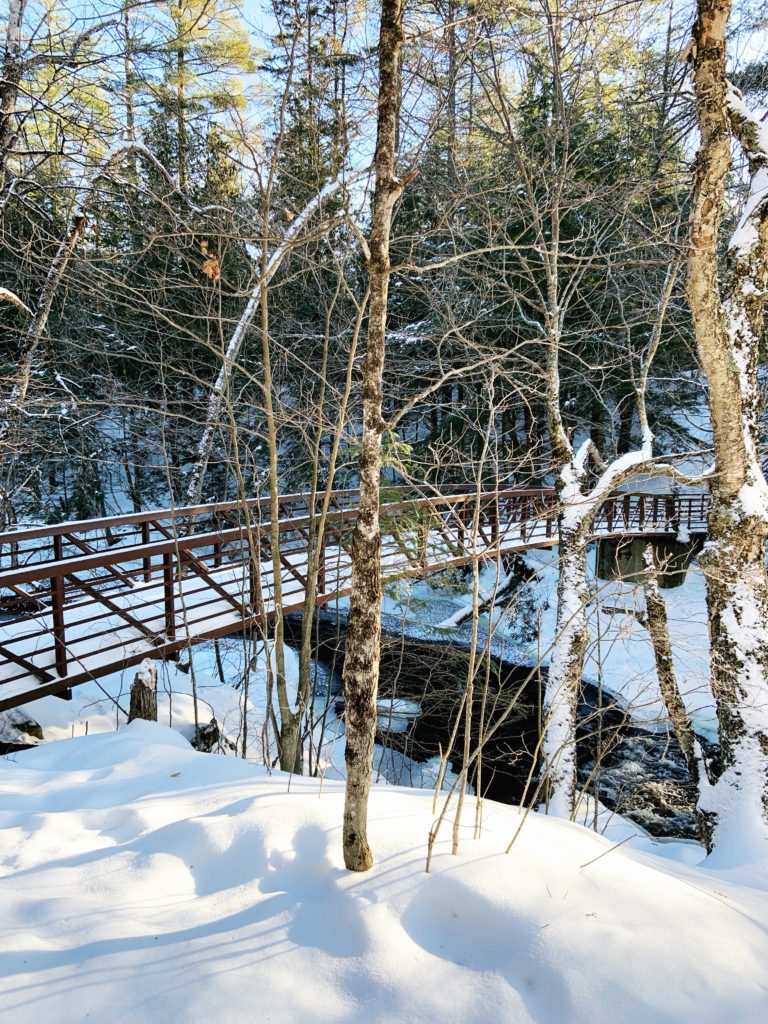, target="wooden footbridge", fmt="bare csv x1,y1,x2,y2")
0,487,708,711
